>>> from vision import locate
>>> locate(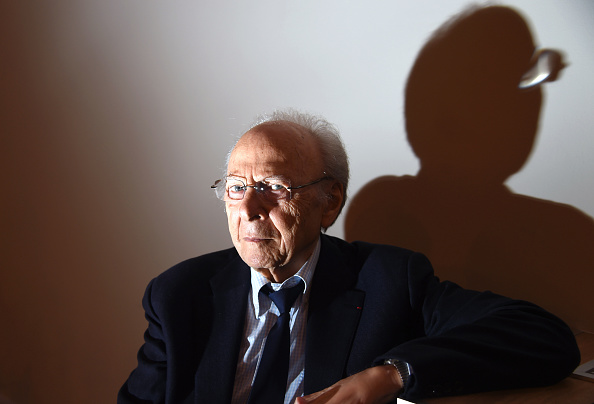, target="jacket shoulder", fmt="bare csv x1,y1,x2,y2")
149,247,242,299
323,234,420,264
